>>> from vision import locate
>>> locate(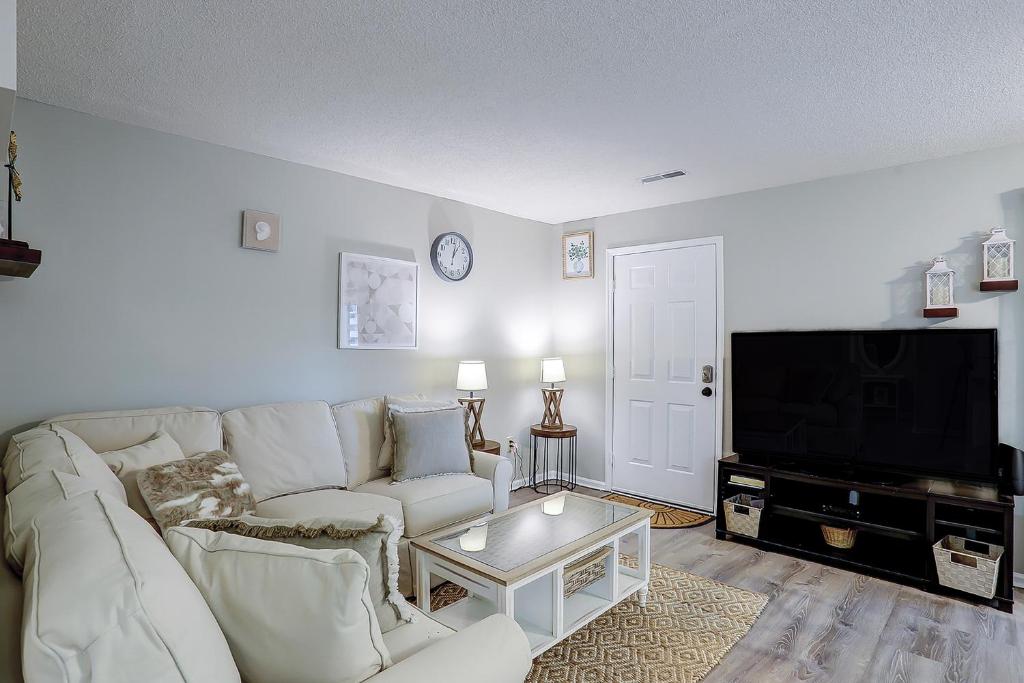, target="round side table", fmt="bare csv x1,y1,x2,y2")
474,439,501,456
530,424,577,493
